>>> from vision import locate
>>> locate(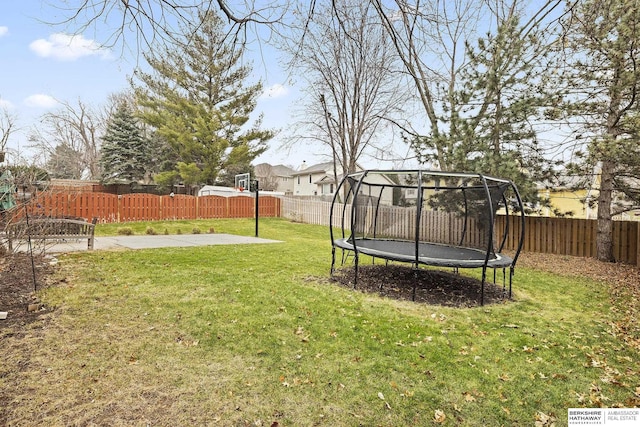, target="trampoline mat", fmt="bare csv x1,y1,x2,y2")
334,238,513,268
